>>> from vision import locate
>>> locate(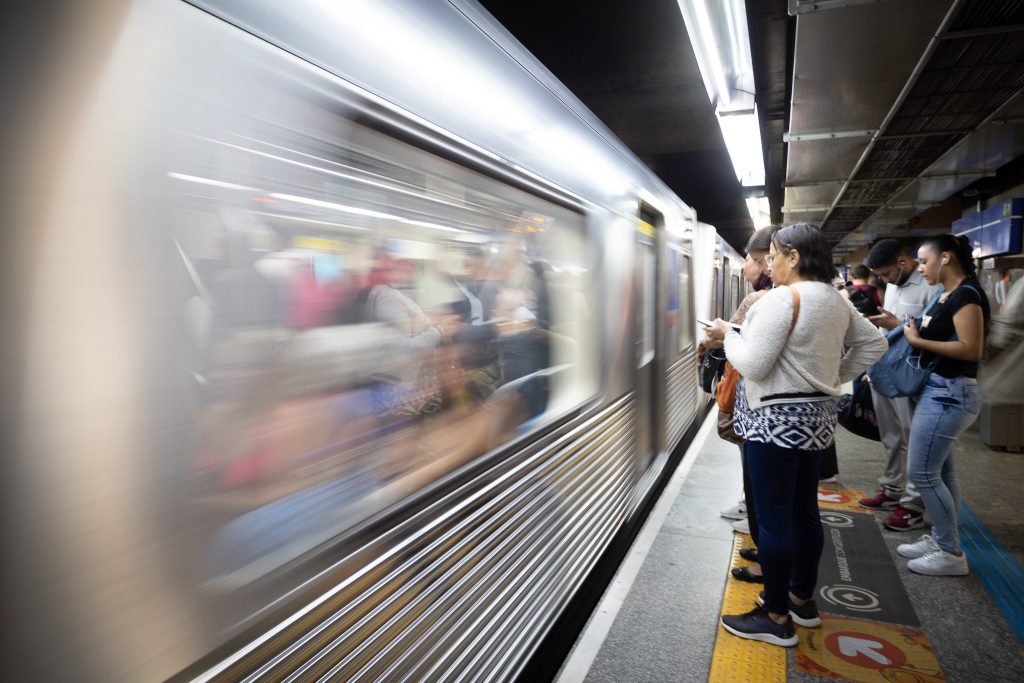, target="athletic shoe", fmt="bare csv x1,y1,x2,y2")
820,475,839,483
731,566,764,583
757,591,822,628
739,547,759,563
883,506,926,531
897,533,941,559
720,502,747,520
732,518,750,535
907,549,969,576
721,605,798,647
859,490,899,510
